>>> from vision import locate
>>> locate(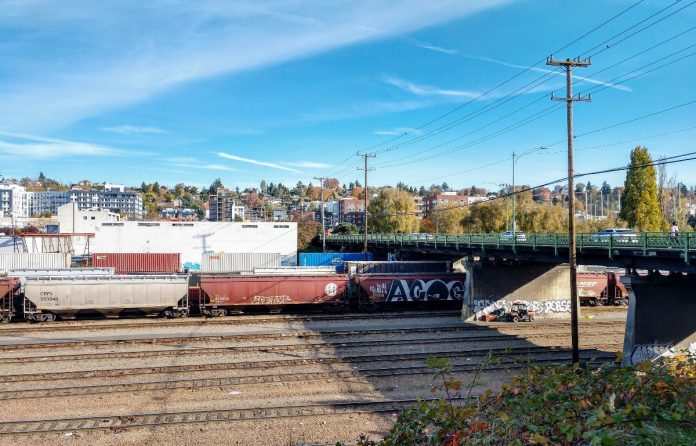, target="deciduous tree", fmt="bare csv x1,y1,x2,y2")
367,188,418,233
